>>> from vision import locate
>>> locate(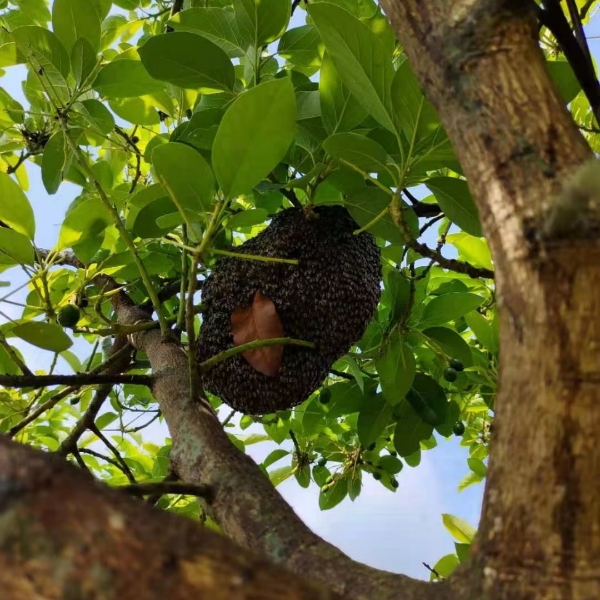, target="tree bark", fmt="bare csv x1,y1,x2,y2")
0,436,341,600
381,1,600,598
